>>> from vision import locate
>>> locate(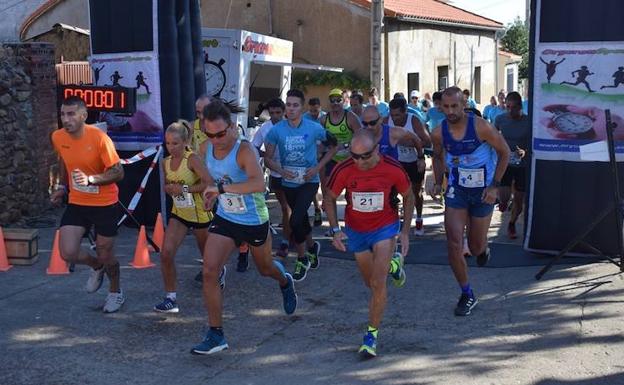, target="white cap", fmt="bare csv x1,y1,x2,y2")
410,90,420,98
